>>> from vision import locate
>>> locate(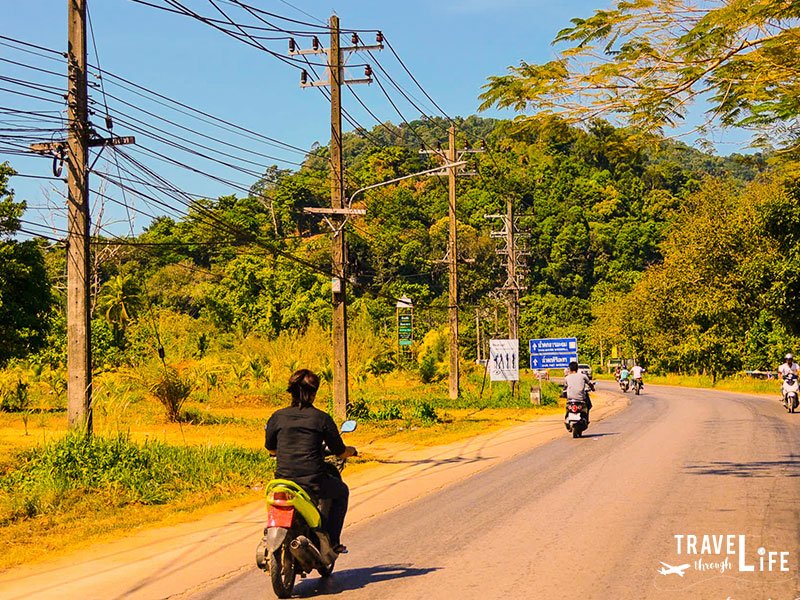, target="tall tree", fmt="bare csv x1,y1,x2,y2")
0,163,52,364
480,0,800,148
